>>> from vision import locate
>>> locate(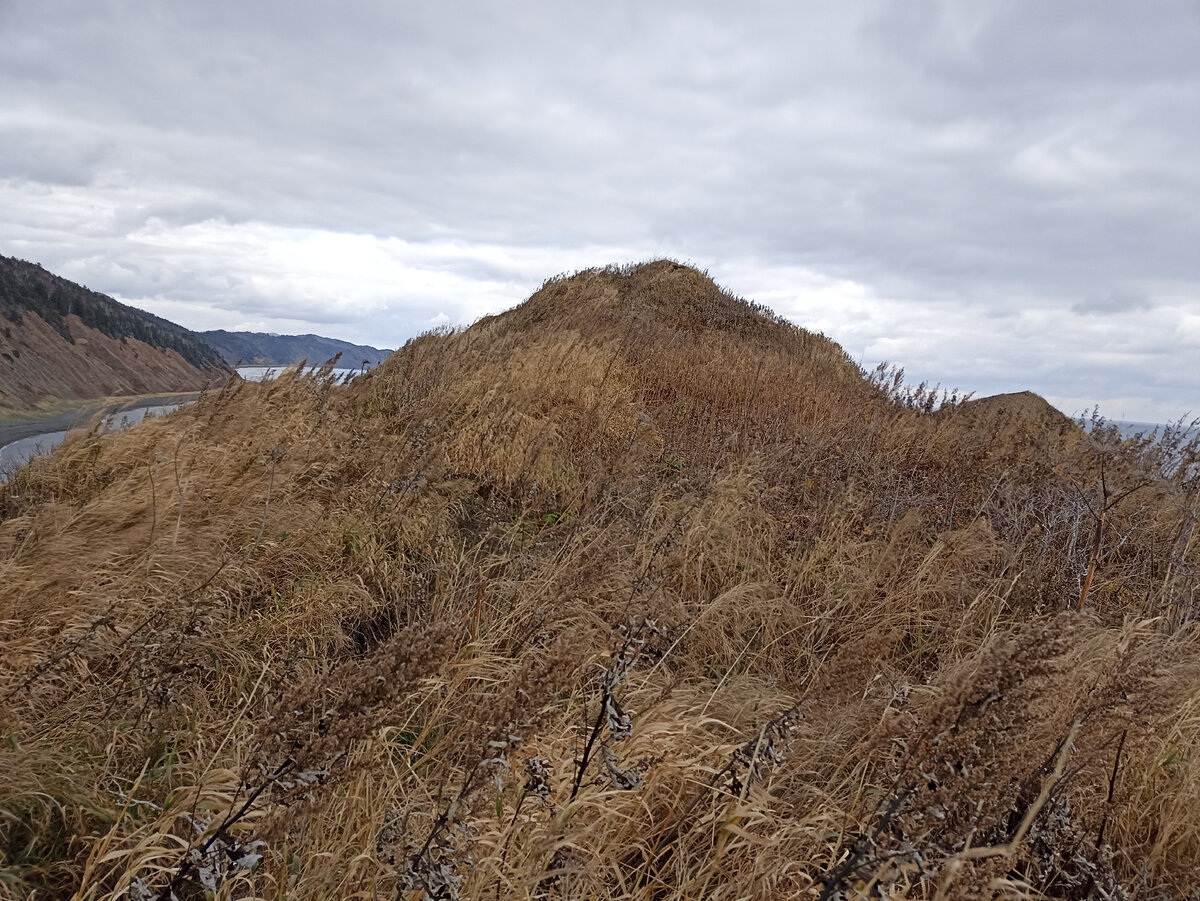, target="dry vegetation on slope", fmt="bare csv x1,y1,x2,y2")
1,261,1199,900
